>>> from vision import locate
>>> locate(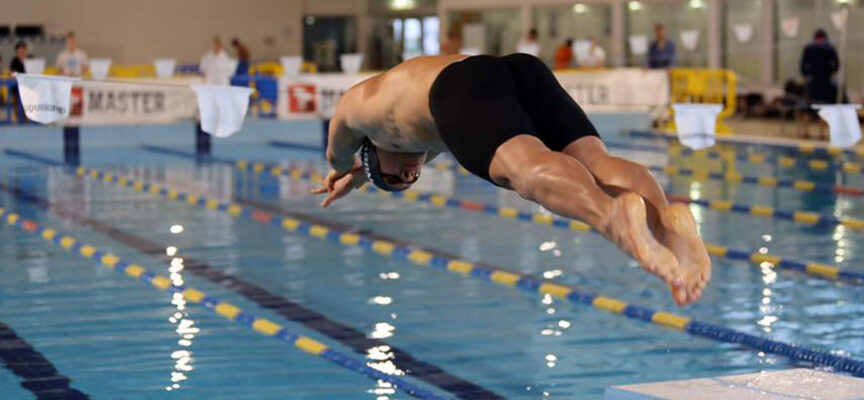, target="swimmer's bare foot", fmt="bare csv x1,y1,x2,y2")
603,193,685,303
656,203,712,305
